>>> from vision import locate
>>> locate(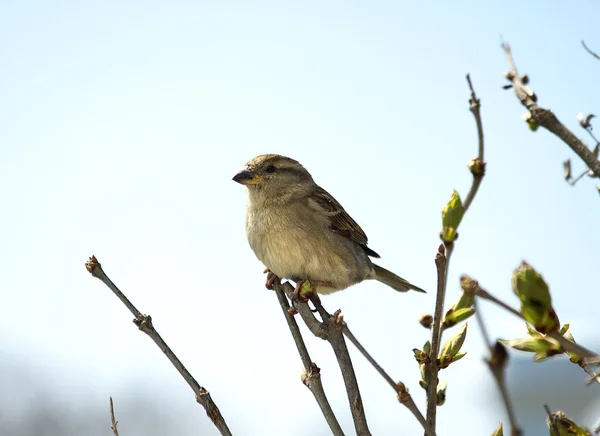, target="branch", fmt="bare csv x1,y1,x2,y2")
463,74,486,213
342,323,433,436
109,397,120,436
85,256,232,436
502,43,600,177
273,288,344,436
275,281,434,436
274,281,371,436
425,74,486,433
582,40,600,61
426,244,448,432
474,302,522,436
472,282,600,384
